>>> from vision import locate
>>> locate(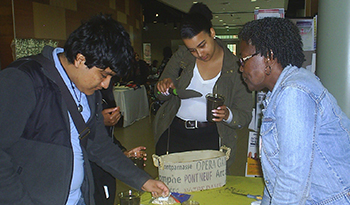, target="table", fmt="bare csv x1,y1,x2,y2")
140,176,264,205
113,85,149,127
